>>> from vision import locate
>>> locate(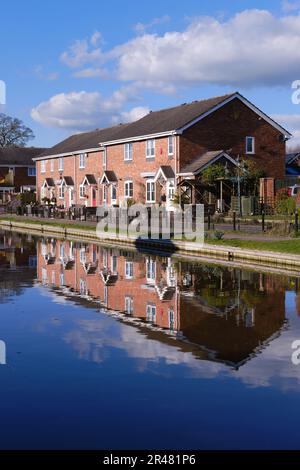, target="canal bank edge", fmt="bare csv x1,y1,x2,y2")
1,218,300,272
